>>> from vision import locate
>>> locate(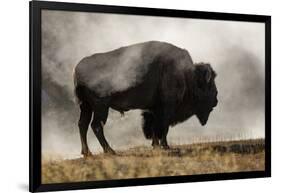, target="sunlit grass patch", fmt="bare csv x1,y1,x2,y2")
42,139,265,184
